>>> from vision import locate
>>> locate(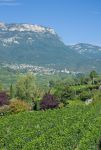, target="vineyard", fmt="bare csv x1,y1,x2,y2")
0,100,101,150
